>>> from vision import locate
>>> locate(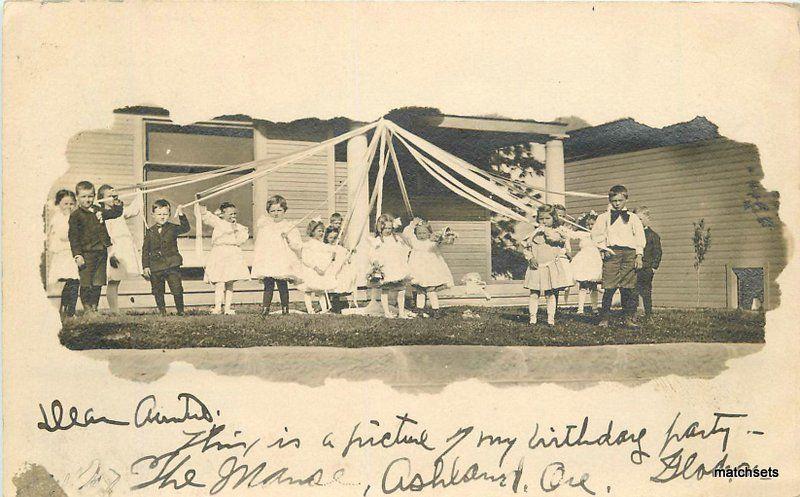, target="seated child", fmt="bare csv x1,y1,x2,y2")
299,219,336,313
